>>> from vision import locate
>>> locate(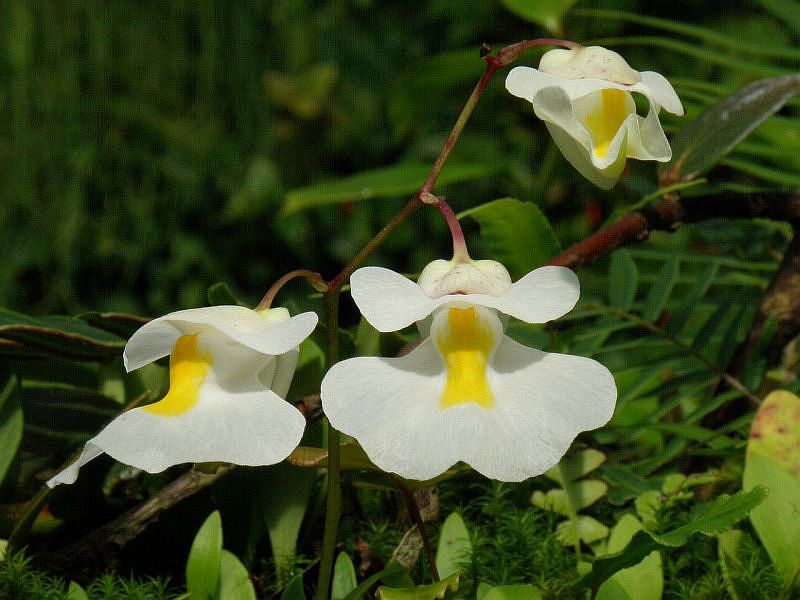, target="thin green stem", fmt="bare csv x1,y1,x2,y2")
315,290,343,600
256,269,328,311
